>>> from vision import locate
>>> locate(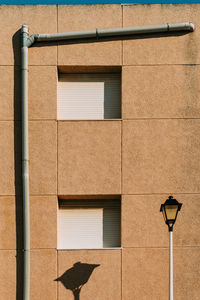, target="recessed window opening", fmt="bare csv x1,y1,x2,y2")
57,71,121,120
58,198,121,249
